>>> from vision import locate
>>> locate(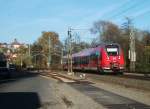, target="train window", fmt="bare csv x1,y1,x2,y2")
106,48,118,56
77,57,80,65
86,56,89,64
81,57,83,64
76,57,78,65
83,56,86,64
73,57,76,65
82,57,84,64
90,53,97,60
80,56,89,64
90,54,94,60
106,45,119,56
